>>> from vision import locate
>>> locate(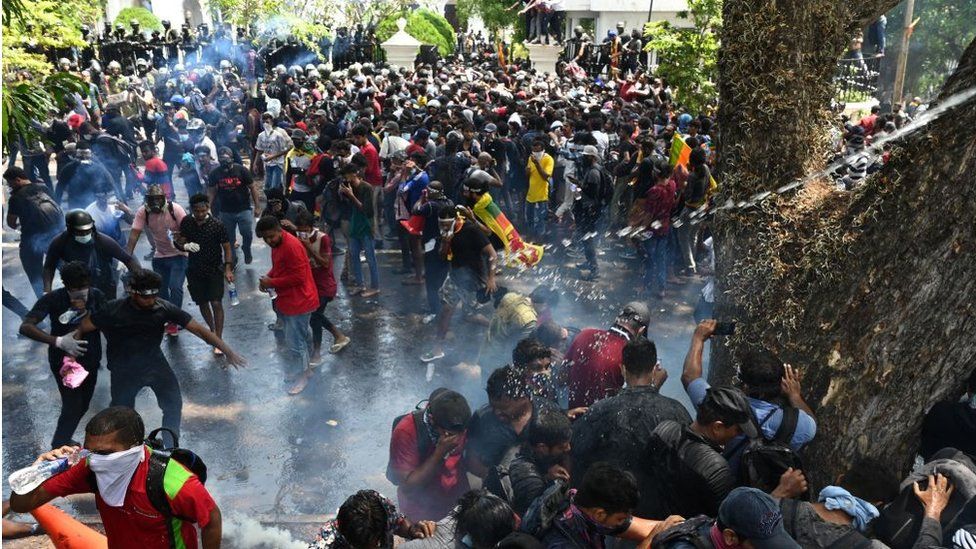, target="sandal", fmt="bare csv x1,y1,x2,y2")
329,336,351,353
